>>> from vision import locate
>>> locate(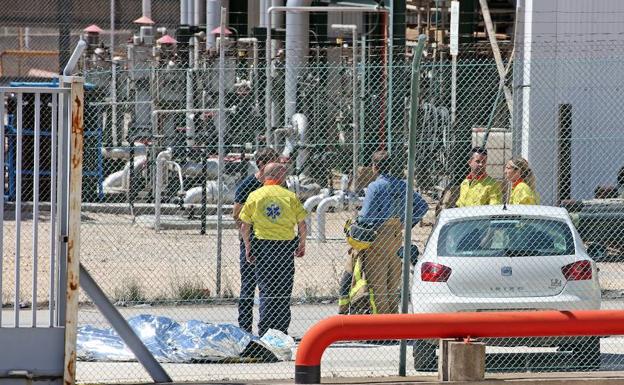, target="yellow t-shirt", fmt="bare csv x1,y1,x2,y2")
456,175,503,207
239,184,308,240
510,181,540,205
